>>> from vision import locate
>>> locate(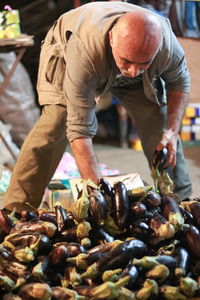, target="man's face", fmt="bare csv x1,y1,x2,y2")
109,29,157,78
